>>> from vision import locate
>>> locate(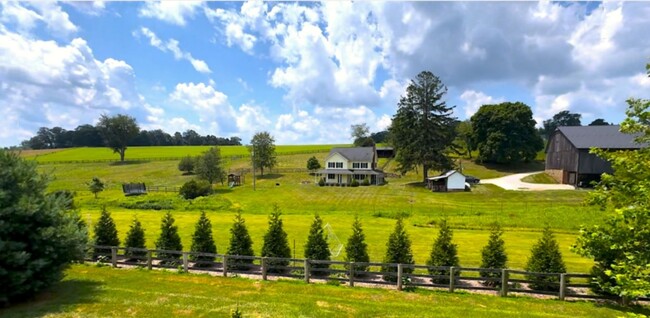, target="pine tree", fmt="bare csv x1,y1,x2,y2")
344,216,369,275
382,218,414,282
93,206,120,260
261,205,291,271
525,226,567,291
155,211,183,265
190,212,217,266
304,214,330,275
480,223,508,286
427,219,460,284
227,212,255,270
124,216,146,260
